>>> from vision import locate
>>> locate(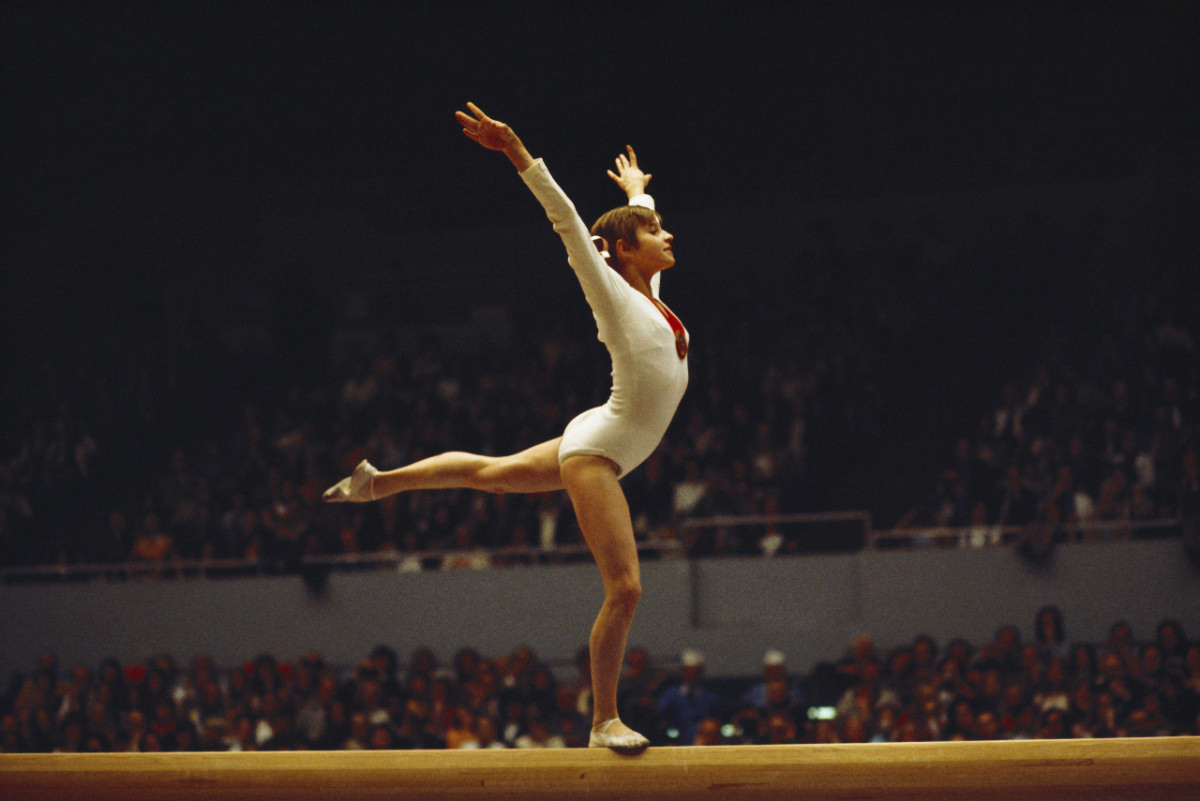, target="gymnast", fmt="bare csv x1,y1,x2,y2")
324,102,688,752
